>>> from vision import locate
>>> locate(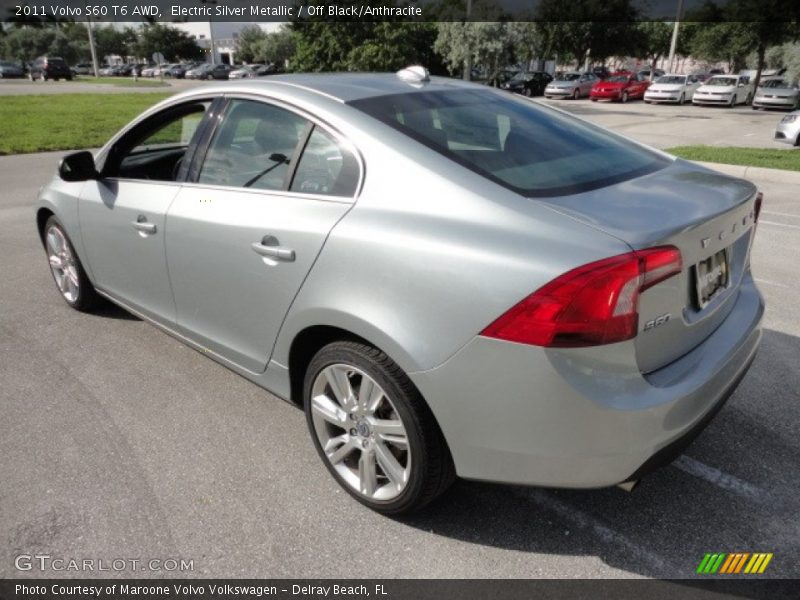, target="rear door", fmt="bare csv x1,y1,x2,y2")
165,97,361,372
